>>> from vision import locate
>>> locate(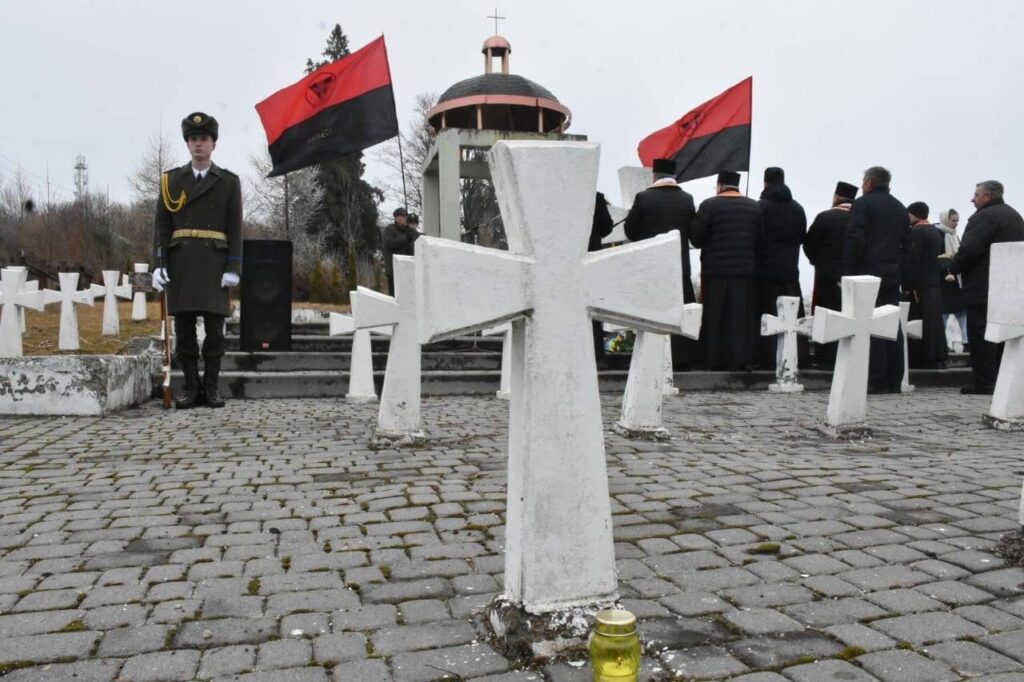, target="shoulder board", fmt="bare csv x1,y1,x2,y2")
219,167,238,178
